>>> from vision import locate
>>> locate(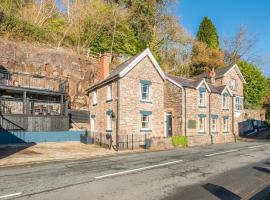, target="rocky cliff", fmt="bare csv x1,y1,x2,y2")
0,38,100,110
